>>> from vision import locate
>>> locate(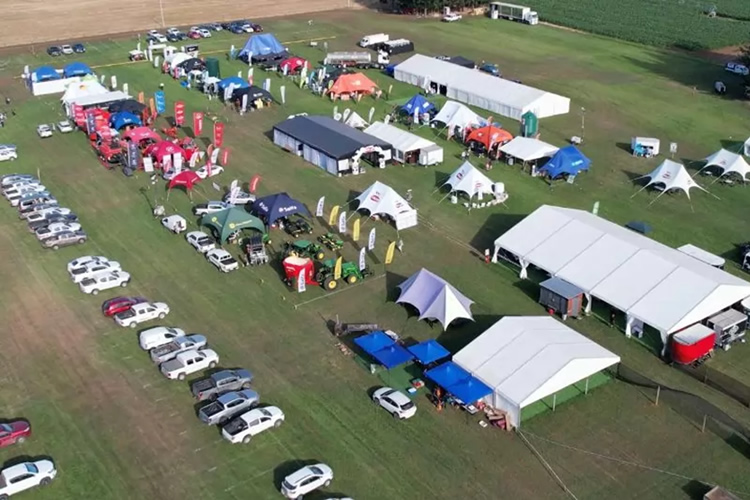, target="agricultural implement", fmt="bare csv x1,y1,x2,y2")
316,258,372,289
284,217,314,238
283,240,325,261
318,232,344,251
243,235,269,266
